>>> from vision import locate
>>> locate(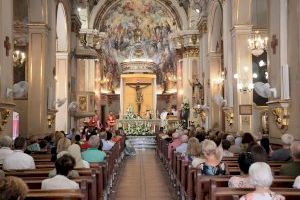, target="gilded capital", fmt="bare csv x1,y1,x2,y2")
183,47,199,58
